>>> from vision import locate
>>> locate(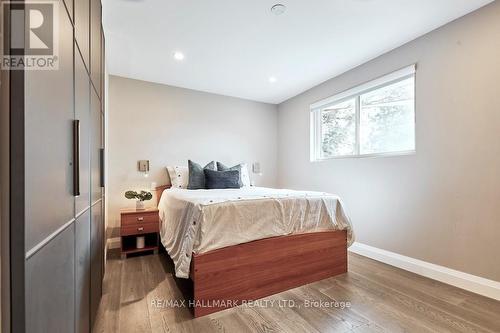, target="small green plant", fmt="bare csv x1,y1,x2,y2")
124,190,153,202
